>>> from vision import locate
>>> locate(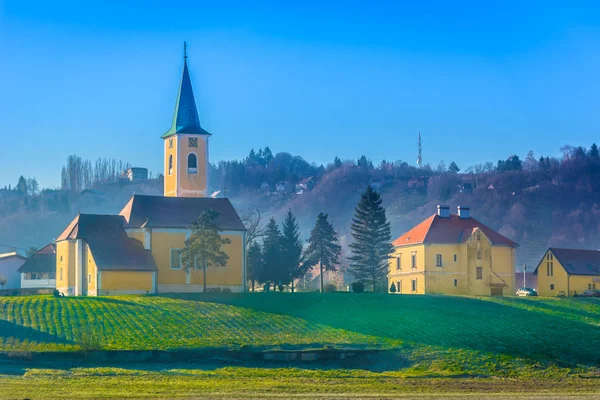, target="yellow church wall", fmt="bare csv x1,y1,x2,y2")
177,134,208,197
85,244,98,296
164,136,178,197
100,271,154,295
150,230,244,292
190,234,243,286
56,240,76,295
126,231,145,244
151,231,188,285
568,275,599,296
